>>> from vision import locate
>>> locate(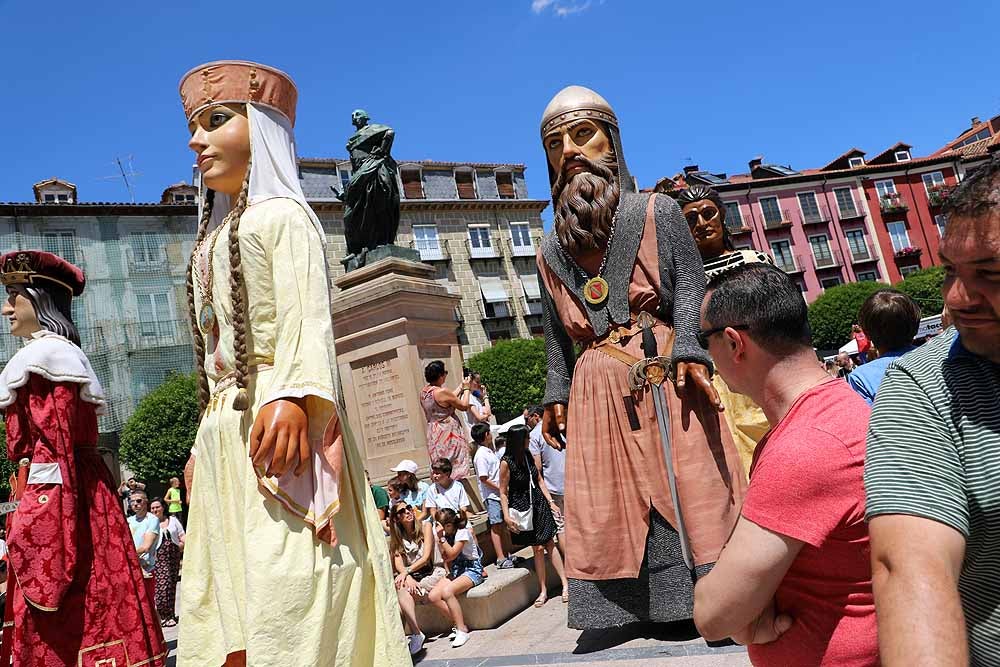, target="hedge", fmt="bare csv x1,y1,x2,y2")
467,338,547,423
